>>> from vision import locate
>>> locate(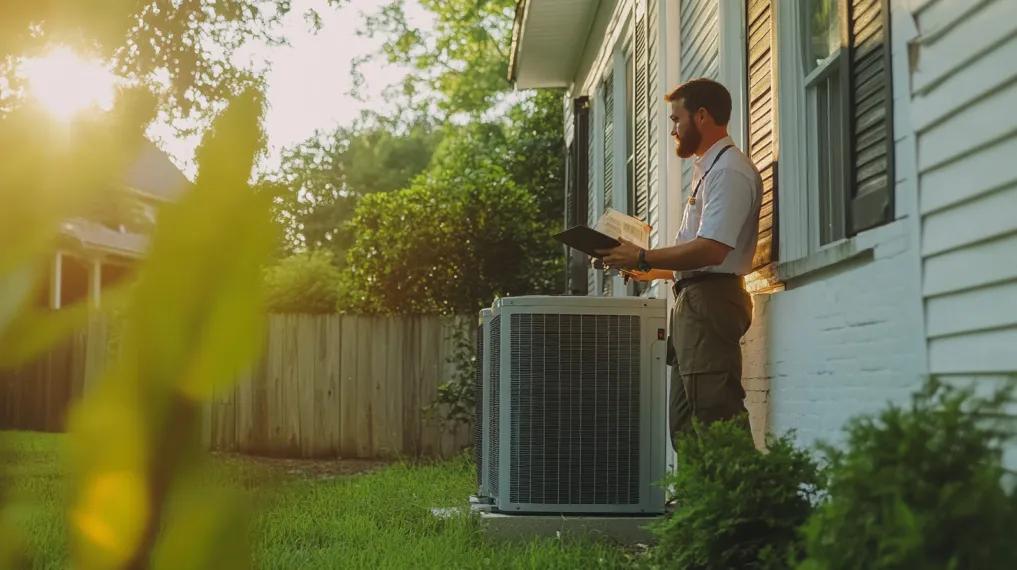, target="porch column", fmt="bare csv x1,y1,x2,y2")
49,252,62,309
89,257,102,308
